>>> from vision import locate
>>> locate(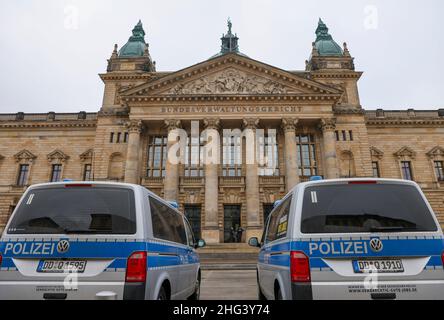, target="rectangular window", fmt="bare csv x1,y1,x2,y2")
372,161,380,178
50,164,62,182
335,130,339,141
258,134,279,176
109,132,114,143
124,132,129,143
222,135,242,177
434,161,444,181
17,164,29,186
184,136,204,177
301,184,437,234
401,161,413,180
266,196,291,243
349,130,353,141
83,164,92,181
297,134,318,178
342,130,347,141
146,136,167,178
150,196,187,245
116,132,121,143
8,187,136,234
